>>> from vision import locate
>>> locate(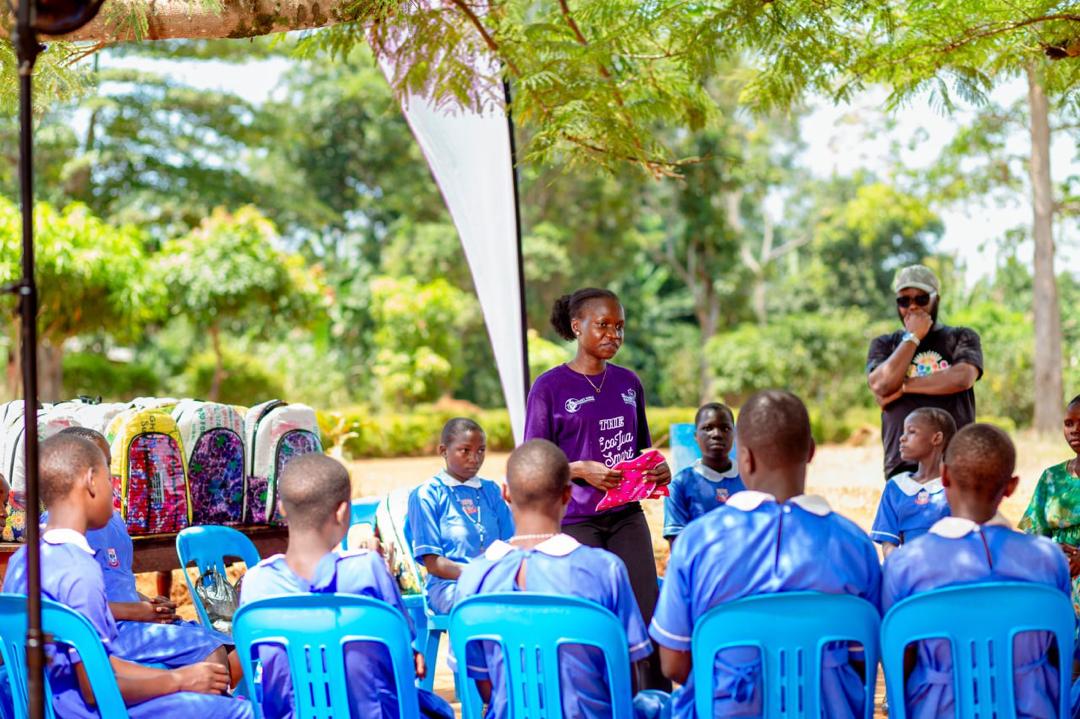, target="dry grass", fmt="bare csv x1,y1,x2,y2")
138,433,1072,713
